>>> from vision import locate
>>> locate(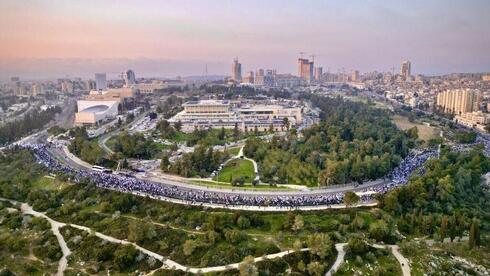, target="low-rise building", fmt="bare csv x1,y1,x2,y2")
454,111,490,131
169,100,302,133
